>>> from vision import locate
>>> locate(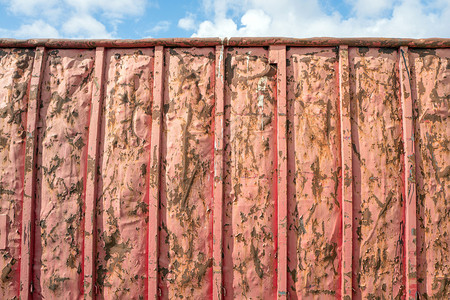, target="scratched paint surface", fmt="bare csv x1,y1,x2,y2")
96,48,153,299
33,49,94,299
223,48,277,299
349,47,405,299
158,48,214,299
286,47,341,299
0,48,34,299
0,41,449,299
410,48,450,299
